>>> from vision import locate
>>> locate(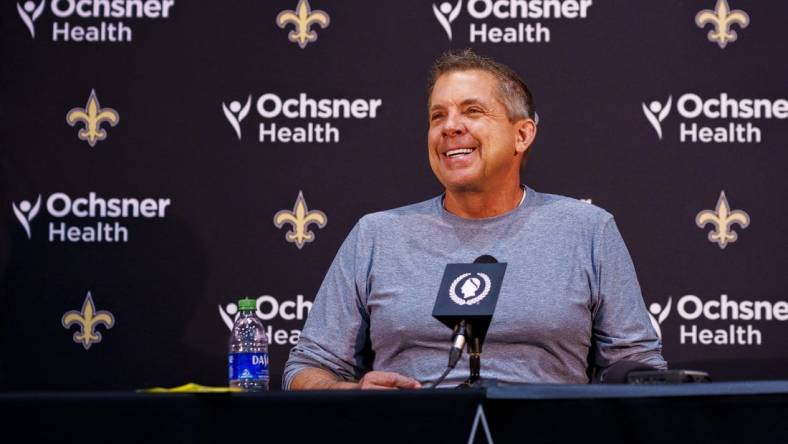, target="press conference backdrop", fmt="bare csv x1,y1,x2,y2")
1,0,786,391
